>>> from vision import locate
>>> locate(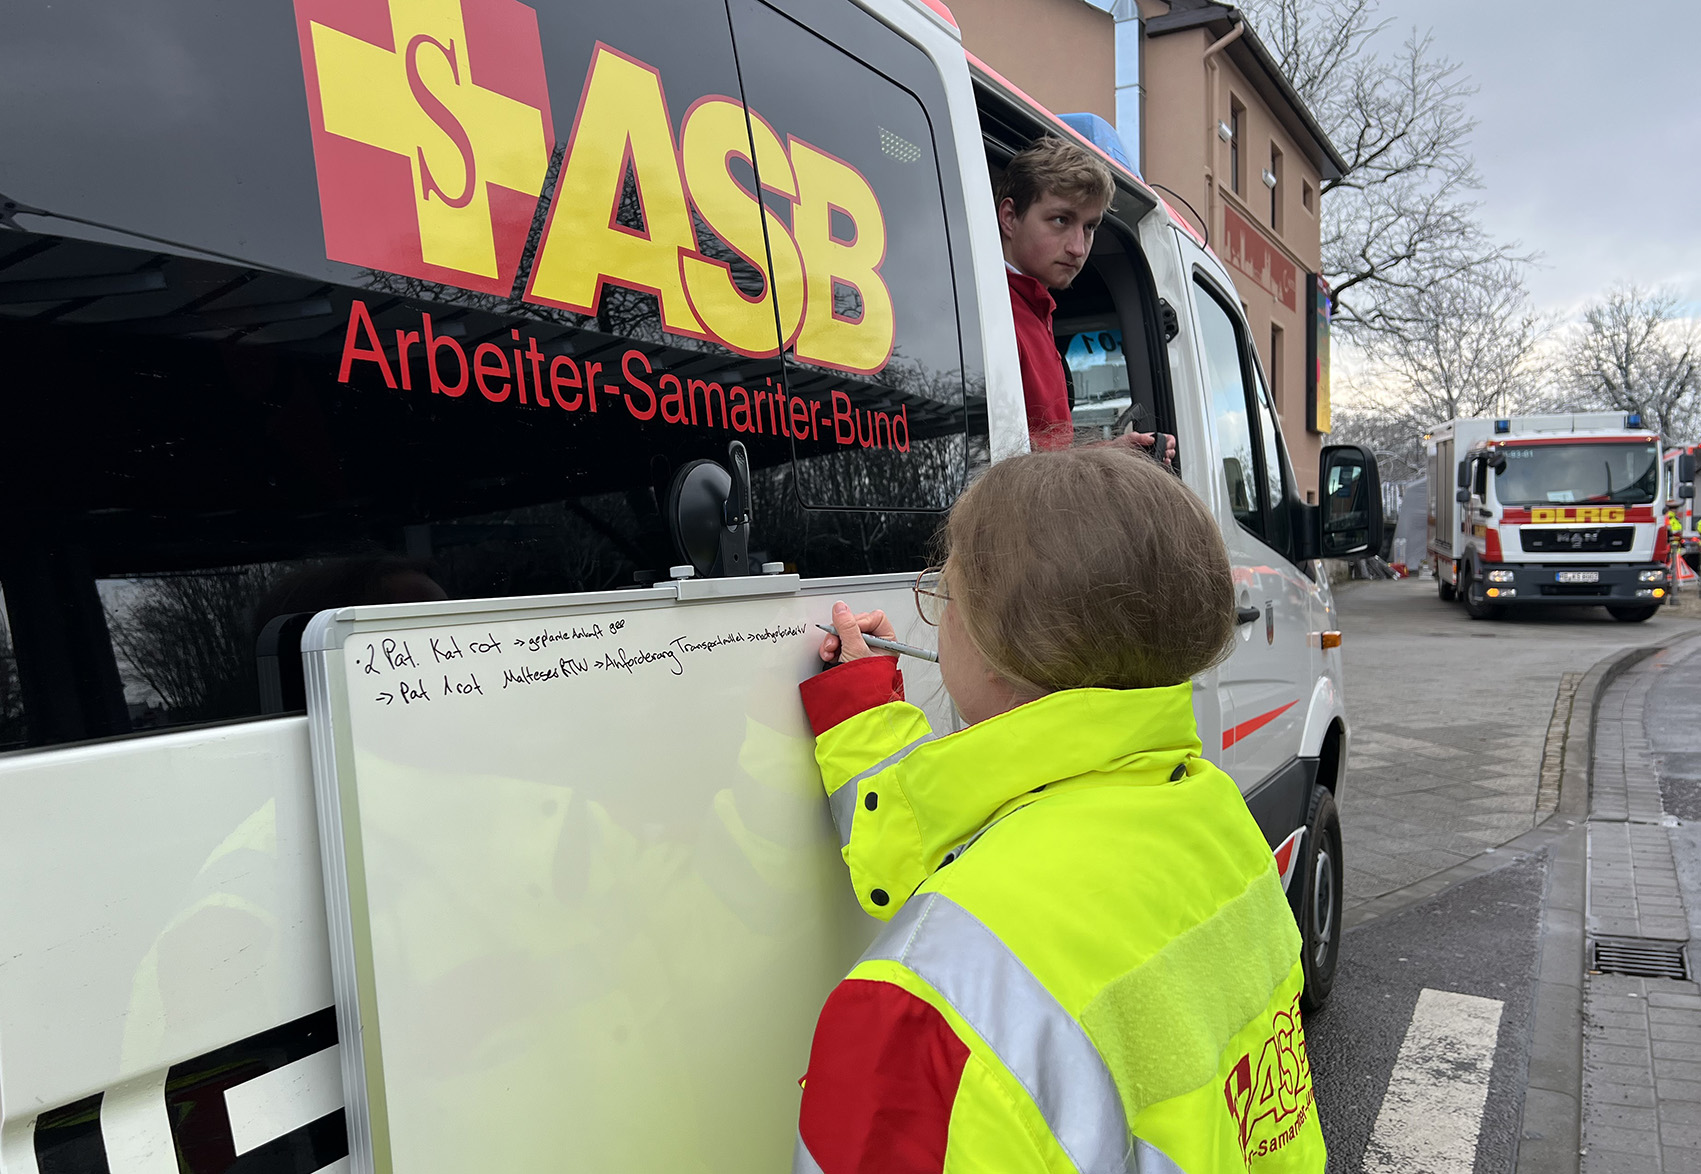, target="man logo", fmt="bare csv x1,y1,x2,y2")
294,0,555,295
